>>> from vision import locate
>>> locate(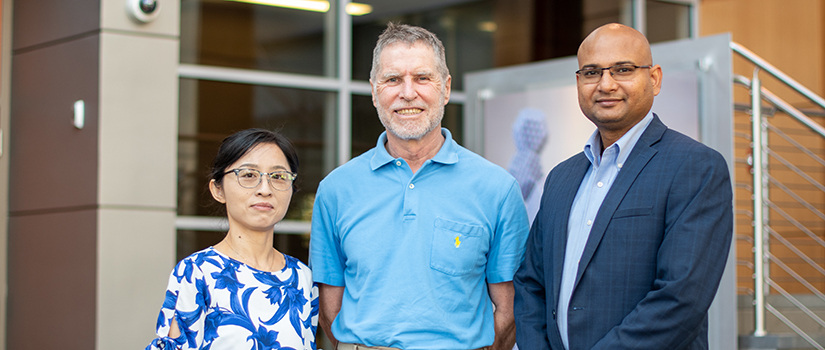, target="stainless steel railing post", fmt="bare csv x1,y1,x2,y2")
751,67,767,337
